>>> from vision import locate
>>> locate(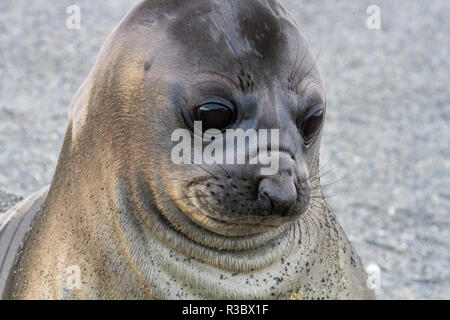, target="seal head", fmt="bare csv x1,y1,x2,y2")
104,0,326,240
